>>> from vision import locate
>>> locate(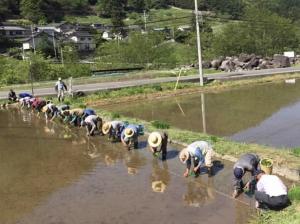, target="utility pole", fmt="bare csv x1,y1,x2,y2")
60,46,64,66
52,31,57,60
194,0,204,86
143,10,147,32
31,25,36,54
